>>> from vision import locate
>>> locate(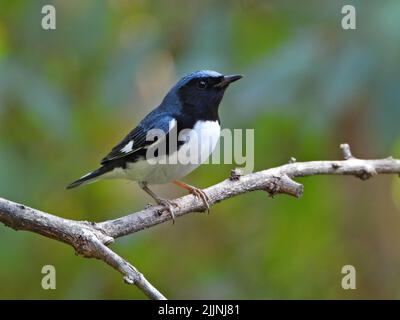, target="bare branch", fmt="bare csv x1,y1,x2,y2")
0,198,166,300
98,145,400,238
87,235,166,300
1,144,400,299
